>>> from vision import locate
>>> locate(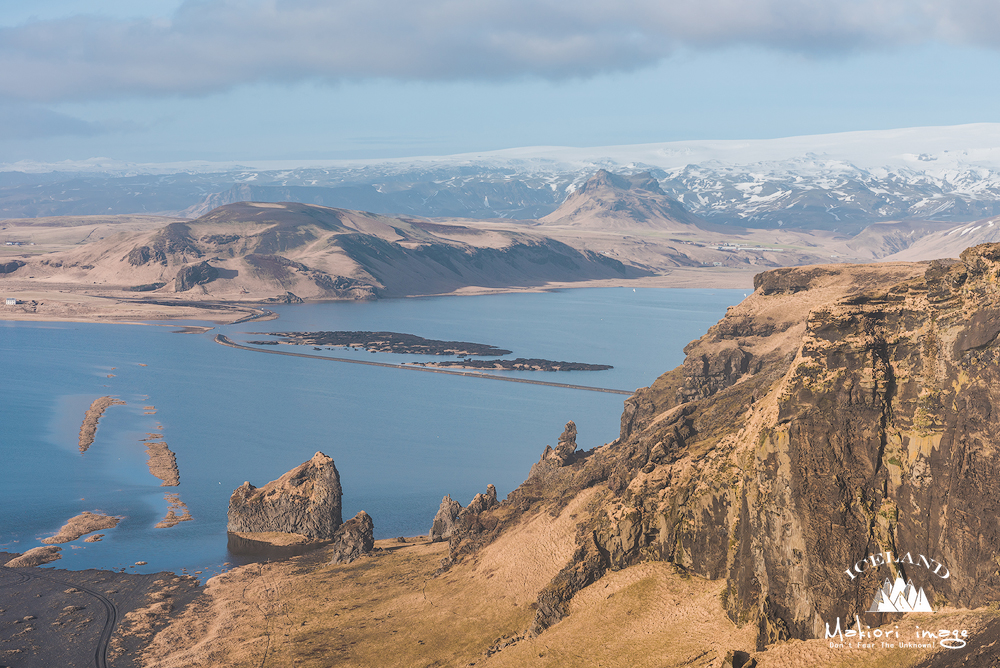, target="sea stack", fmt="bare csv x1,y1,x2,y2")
227,451,343,539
